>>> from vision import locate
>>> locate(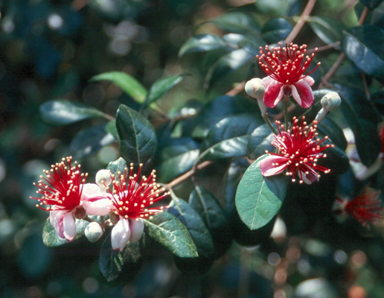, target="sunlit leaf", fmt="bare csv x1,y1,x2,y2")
209,11,261,35
179,34,228,57
308,16,343,46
